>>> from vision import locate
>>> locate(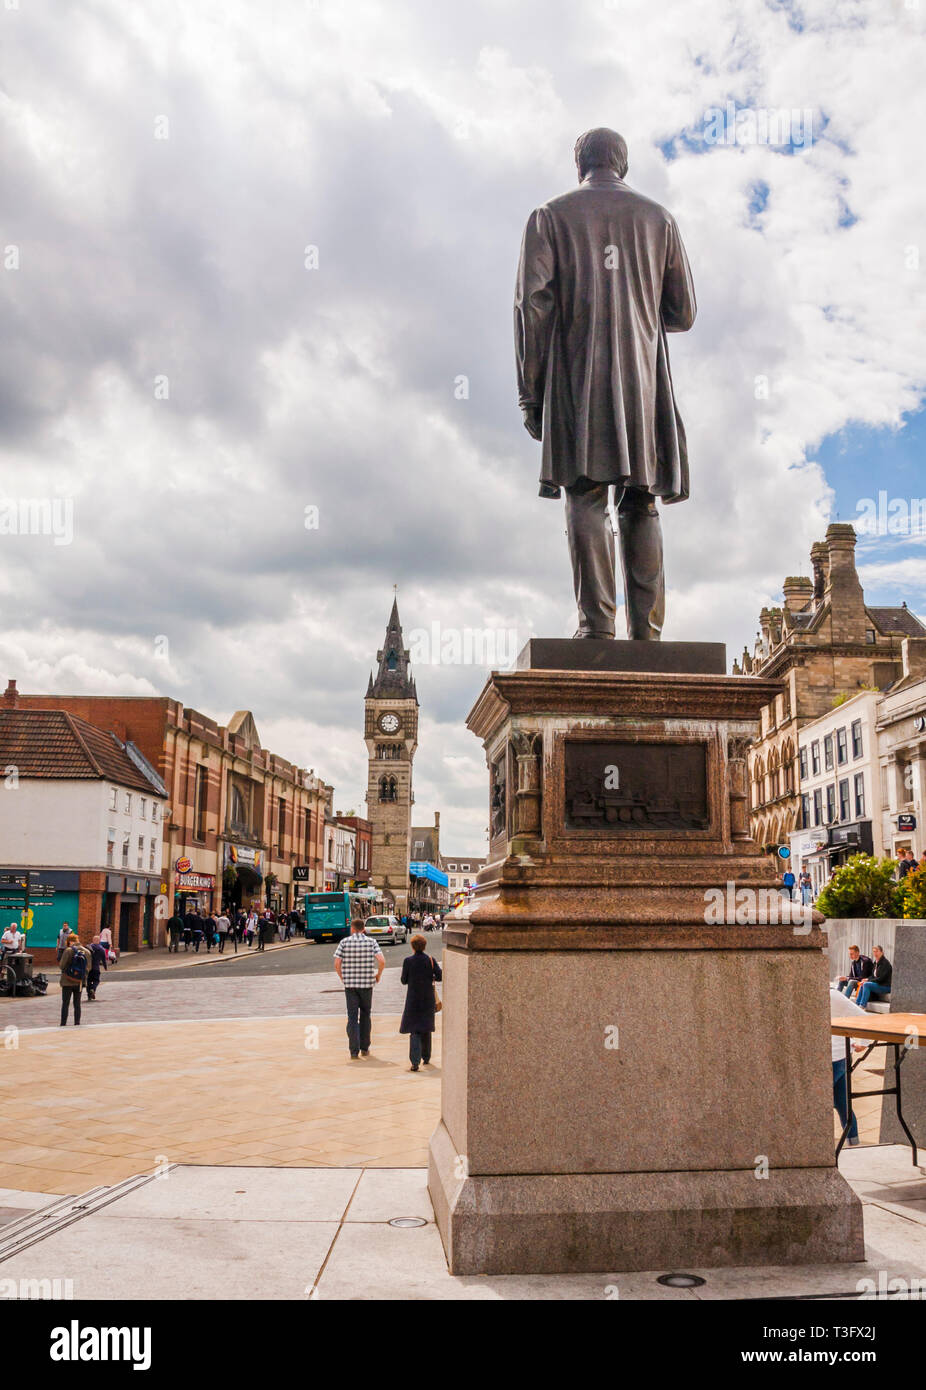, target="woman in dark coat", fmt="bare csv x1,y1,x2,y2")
400,935,442,1072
